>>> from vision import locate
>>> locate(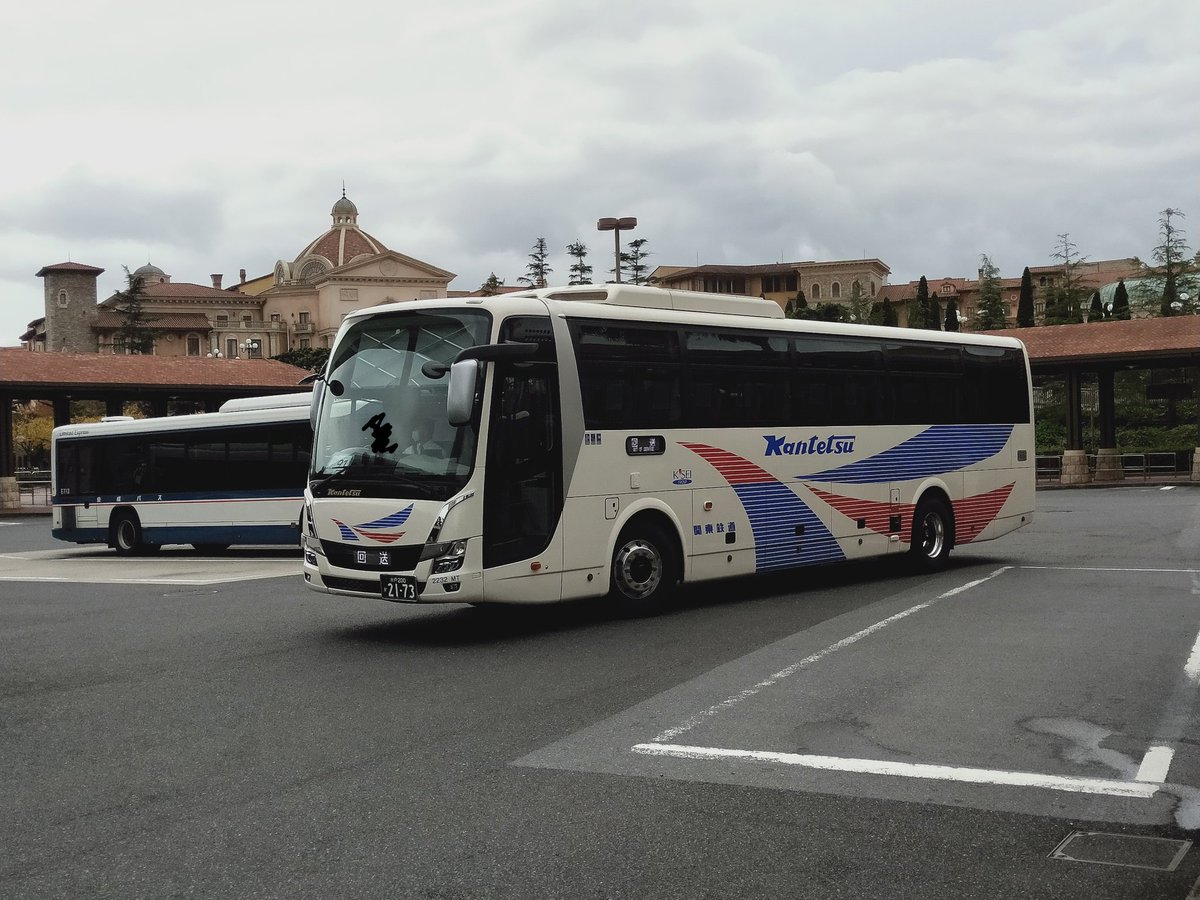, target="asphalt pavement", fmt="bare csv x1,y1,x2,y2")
2,487,1199,899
